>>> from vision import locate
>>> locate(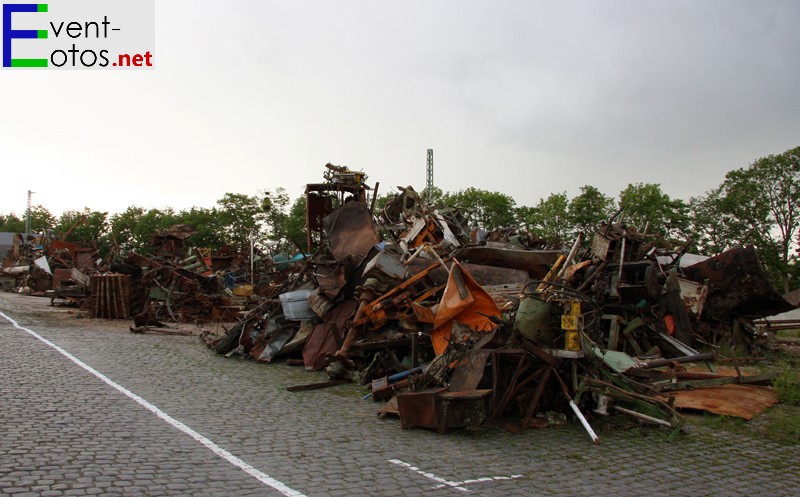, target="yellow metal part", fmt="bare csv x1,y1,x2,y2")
561,300,582,351
536,254,566,292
